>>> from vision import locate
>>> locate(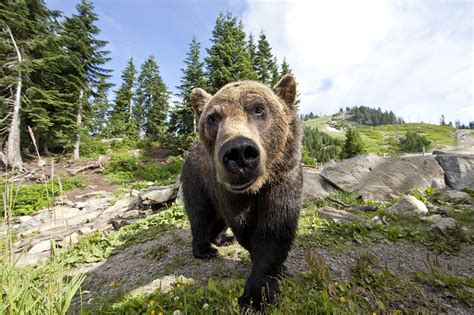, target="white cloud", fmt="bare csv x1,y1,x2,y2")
243,0,473,124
